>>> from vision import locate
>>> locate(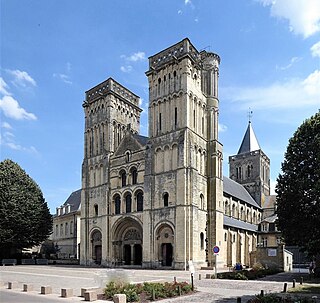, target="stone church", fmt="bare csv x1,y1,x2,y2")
79,38,270,270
